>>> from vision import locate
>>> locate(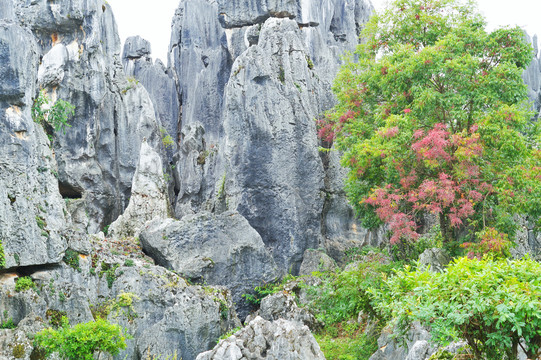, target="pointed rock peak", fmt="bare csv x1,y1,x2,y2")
108,141,171,239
